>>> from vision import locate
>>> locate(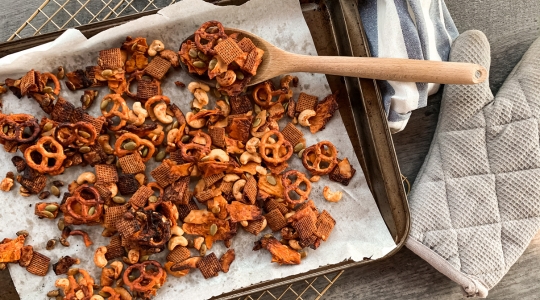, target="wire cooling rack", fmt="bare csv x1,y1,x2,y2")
6,1,345,299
